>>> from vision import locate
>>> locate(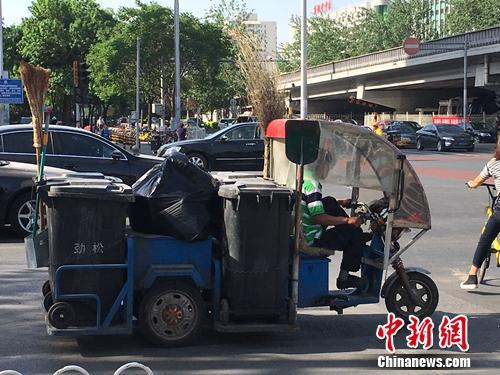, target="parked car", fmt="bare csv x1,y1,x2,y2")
416,124,474,152
384,121,418,148
234,115,257,124
457,122,496,143
0,125,163,186
157,122,263,171
0,160,70,236
218,118,236,129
